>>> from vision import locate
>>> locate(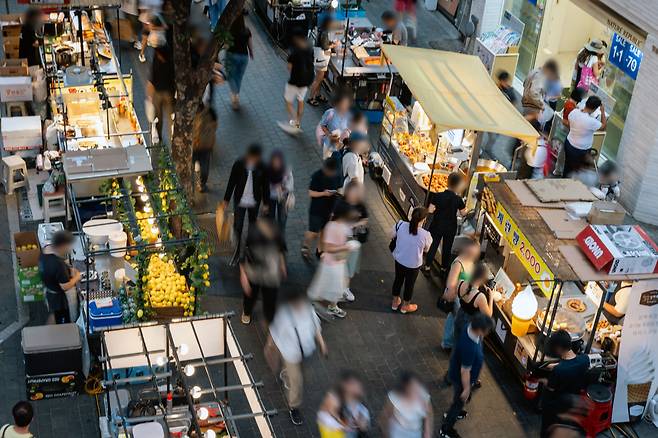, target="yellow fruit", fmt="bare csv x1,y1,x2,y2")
204,280,210,287
202,273,209,280
137,309,144,318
